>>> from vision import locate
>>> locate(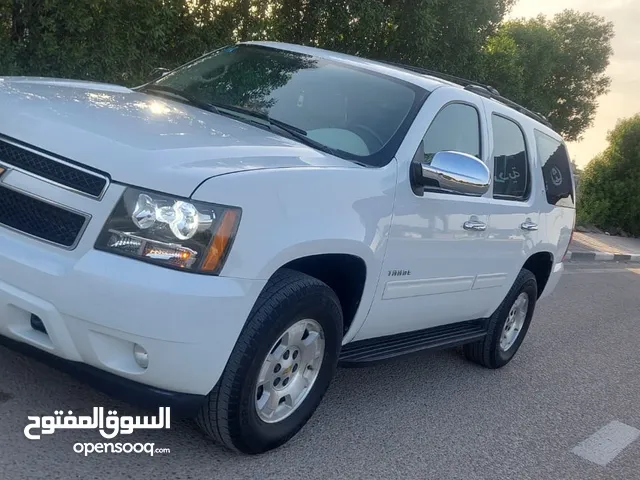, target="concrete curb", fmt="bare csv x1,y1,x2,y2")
565,251,640,263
